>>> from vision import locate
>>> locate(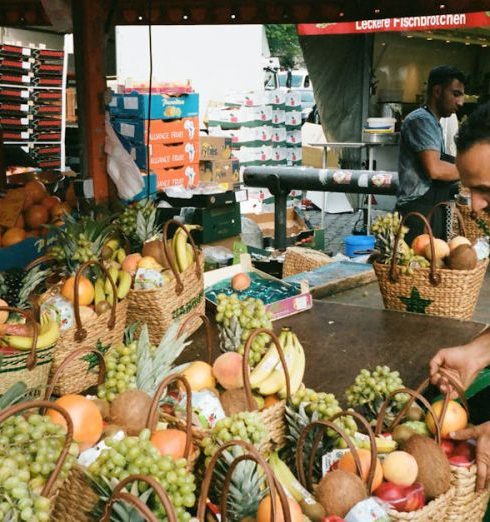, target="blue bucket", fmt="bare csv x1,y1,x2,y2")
344,235,375,257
